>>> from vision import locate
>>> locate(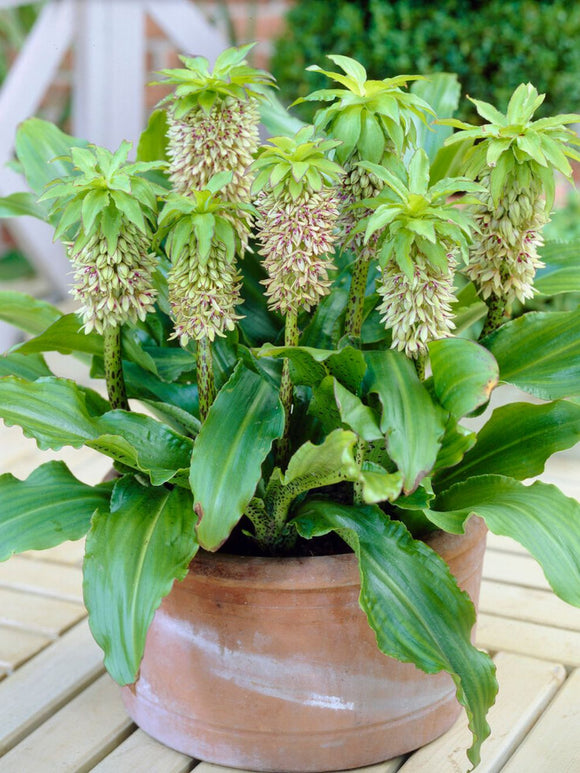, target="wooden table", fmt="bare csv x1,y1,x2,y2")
1,422,579,772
